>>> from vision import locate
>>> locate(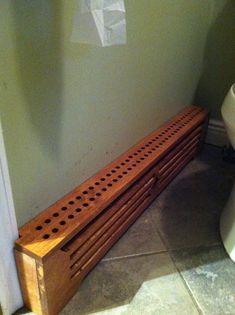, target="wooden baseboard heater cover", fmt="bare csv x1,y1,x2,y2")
15,106,208,315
